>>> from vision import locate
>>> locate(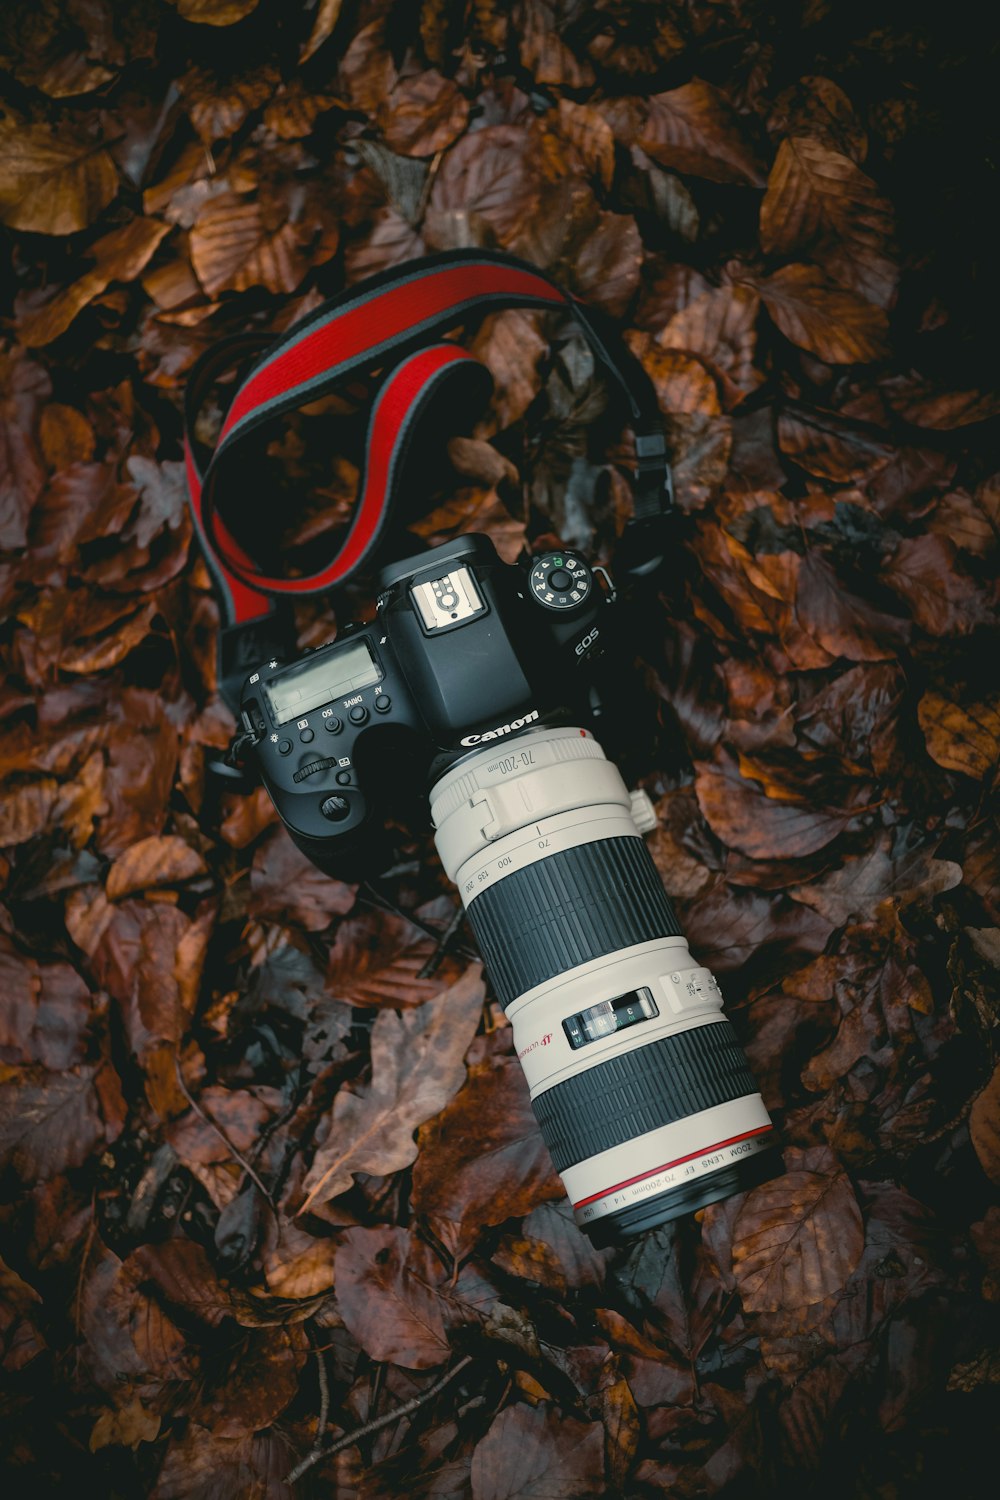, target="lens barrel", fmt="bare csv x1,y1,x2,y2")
431,727,781,1241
